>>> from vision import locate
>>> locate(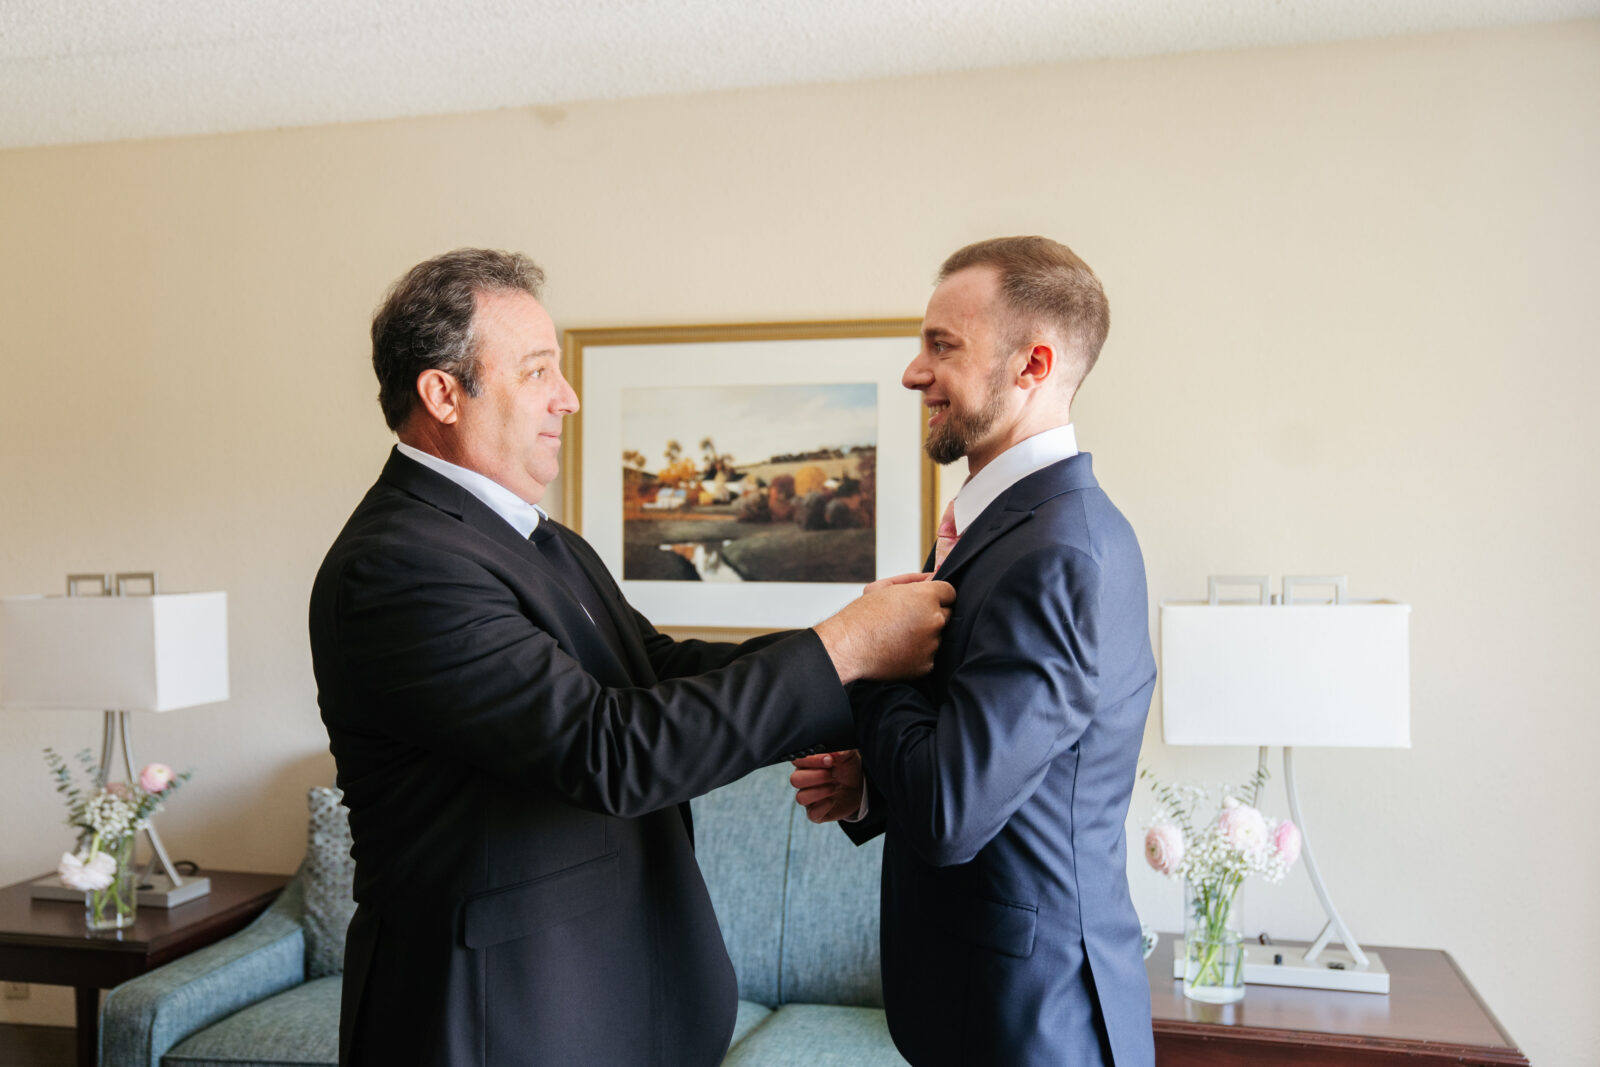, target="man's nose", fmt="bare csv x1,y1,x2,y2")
902,354,933,391
556,373,580,415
